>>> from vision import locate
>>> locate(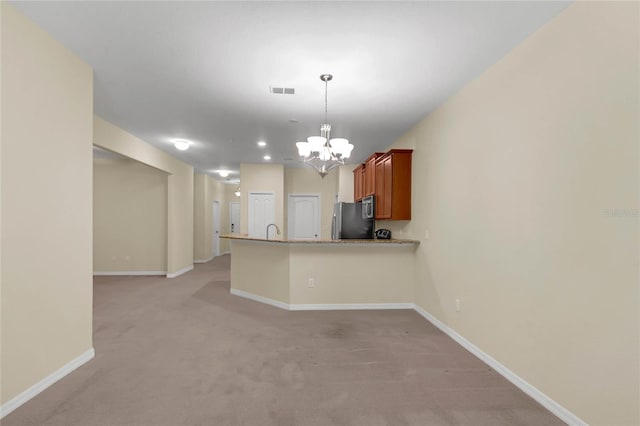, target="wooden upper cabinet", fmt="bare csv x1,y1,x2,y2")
364,153,384,197
353,164,365,201
375,158,387,218
374,149,412,220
